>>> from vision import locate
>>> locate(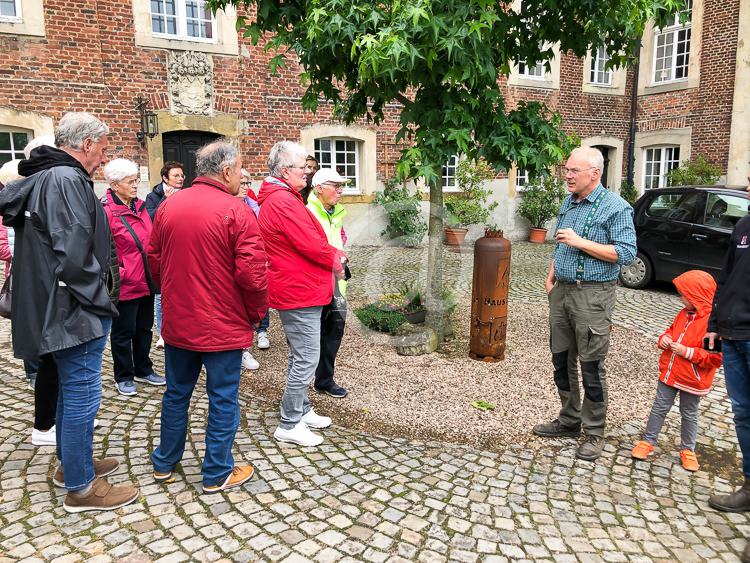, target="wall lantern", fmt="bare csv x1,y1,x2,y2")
135,95,159,147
